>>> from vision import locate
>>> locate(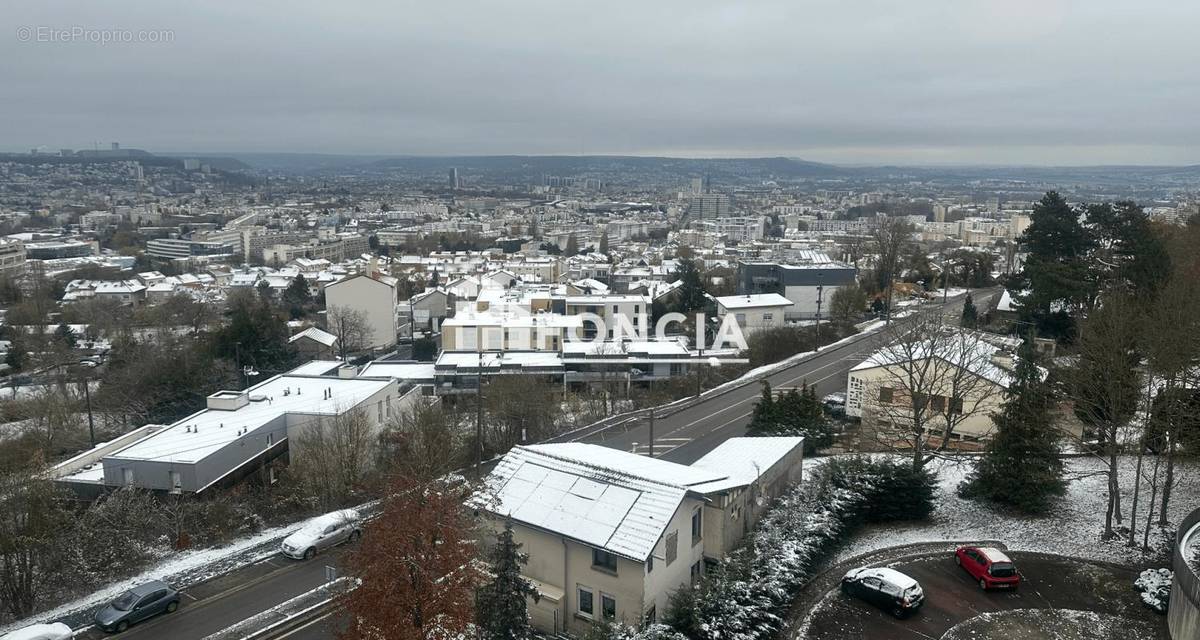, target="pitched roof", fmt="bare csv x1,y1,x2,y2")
480,444,722,561
289,326,337,347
